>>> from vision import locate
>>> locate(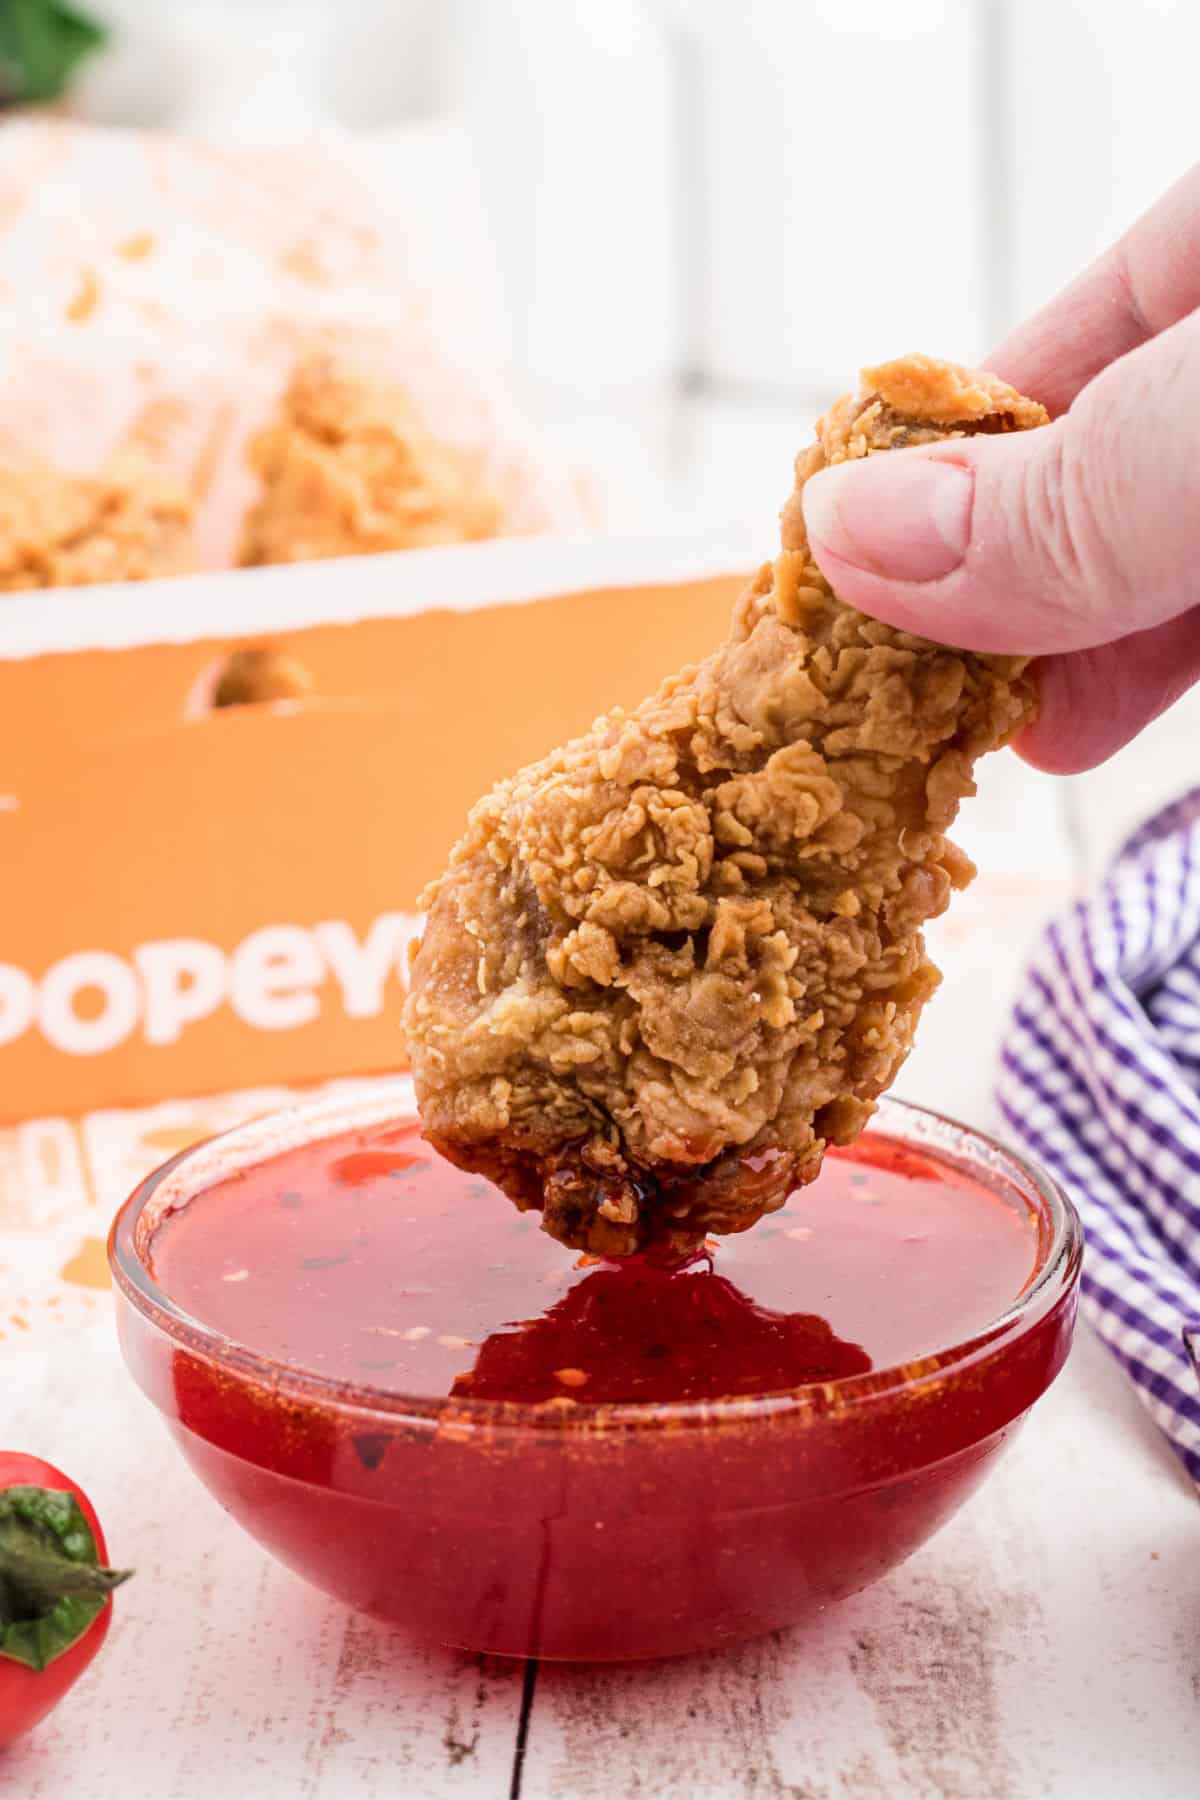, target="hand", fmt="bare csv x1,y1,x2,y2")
801,165,1200,773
